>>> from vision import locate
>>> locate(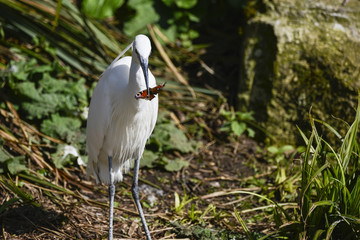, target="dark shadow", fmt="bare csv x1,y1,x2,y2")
151,1,247,104
151,1,268,107
0,204,67,235
240,22,277,122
